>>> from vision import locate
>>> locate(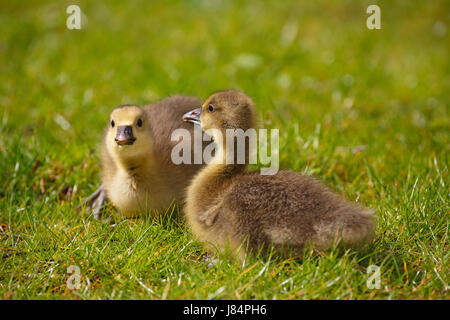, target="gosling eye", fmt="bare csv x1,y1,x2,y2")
111,120,115,128
137,118,143,127
208,104,214,112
